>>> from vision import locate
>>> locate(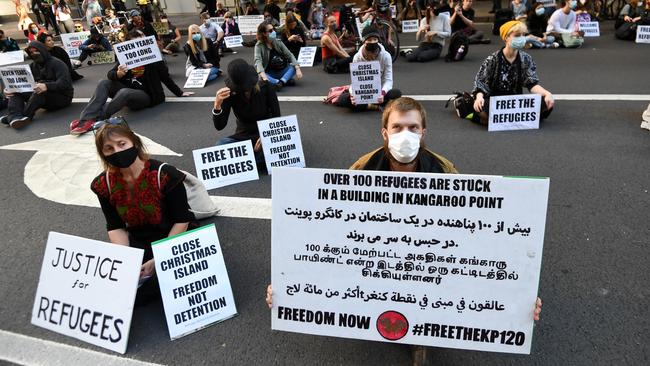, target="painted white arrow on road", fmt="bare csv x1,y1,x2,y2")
0,134,271,220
